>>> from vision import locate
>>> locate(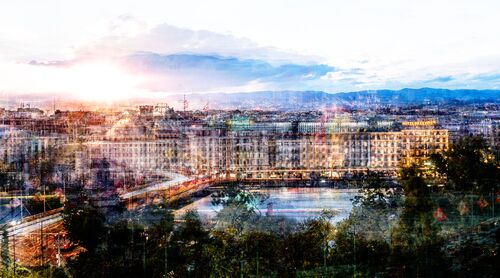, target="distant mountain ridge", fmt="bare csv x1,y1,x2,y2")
334,88,500,103
3,88,498,111
171,88,500,110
